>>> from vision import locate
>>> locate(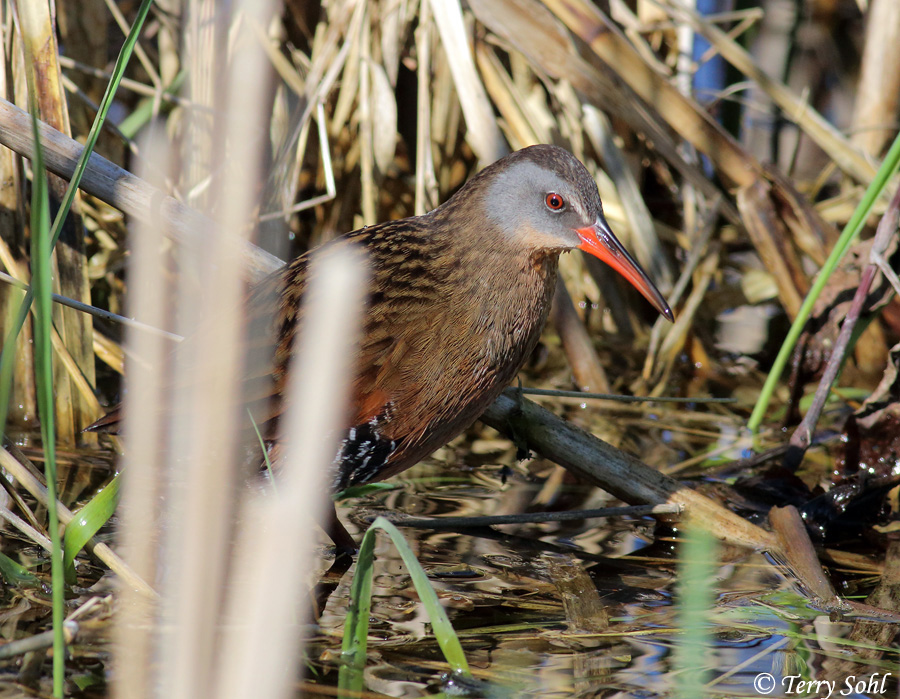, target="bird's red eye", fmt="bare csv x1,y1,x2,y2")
545,193,565,211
